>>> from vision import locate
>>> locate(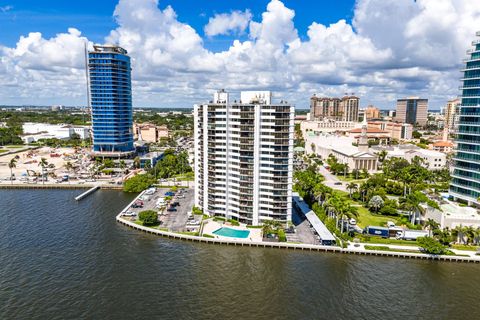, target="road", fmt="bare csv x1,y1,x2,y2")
318,165,347,192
